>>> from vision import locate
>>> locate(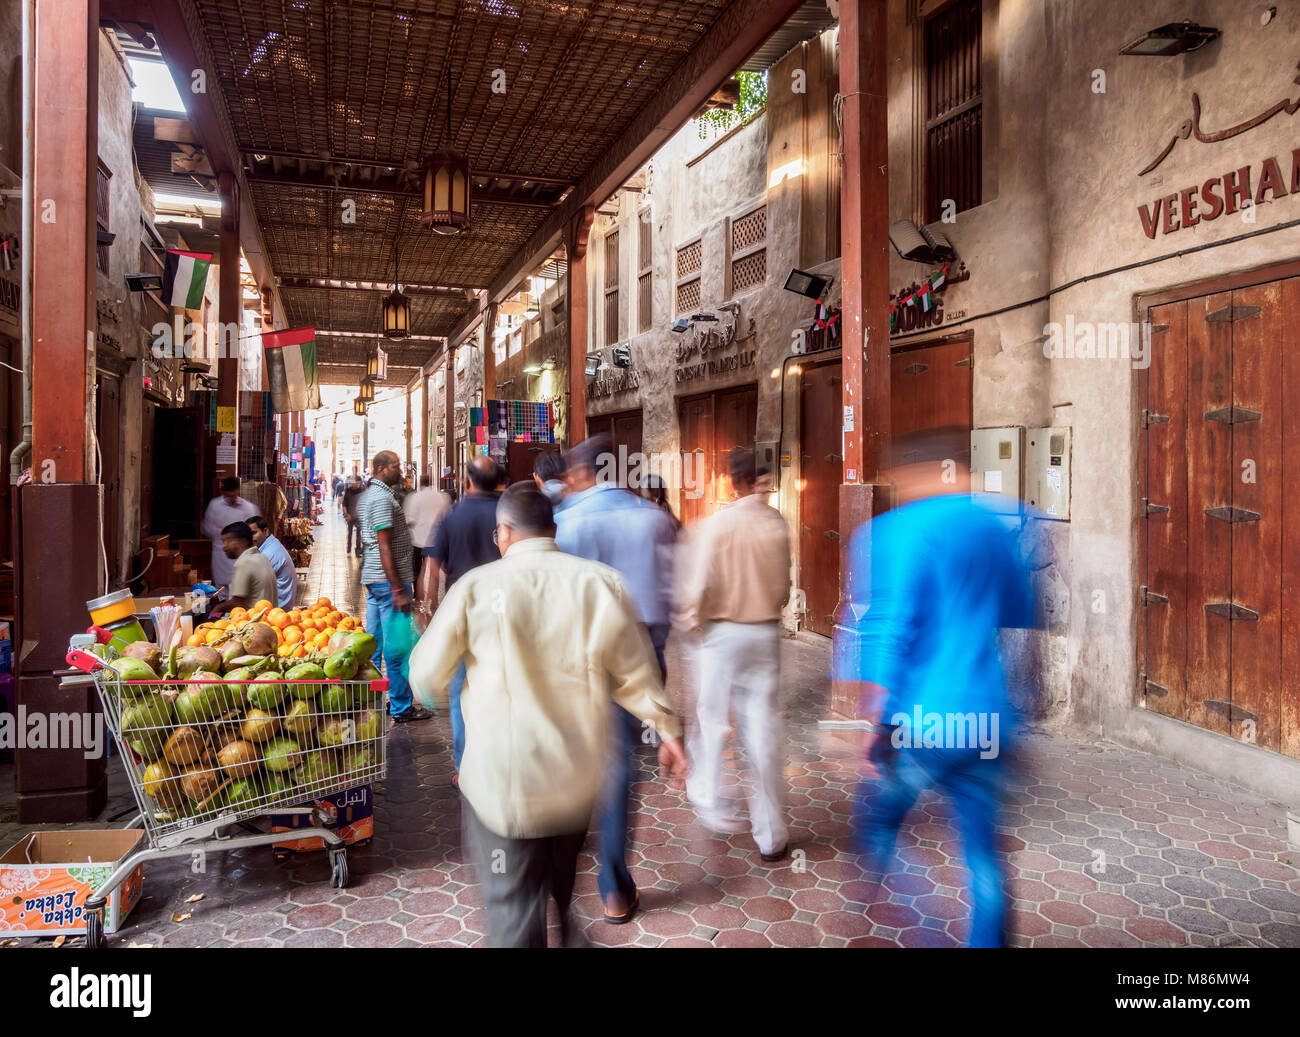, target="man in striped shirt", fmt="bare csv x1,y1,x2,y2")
359,450,431,724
